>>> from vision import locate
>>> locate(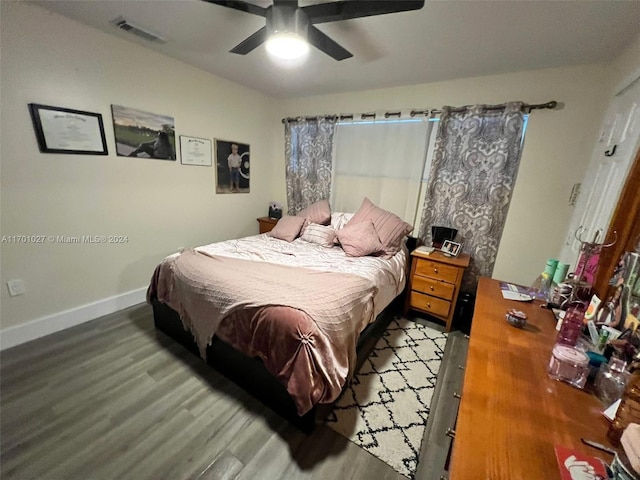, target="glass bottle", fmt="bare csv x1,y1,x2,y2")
556,302,587,347
607,369,640,445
